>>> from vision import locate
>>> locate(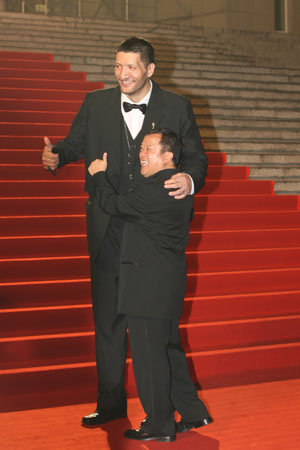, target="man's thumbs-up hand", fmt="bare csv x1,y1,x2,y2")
42,136,59,171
